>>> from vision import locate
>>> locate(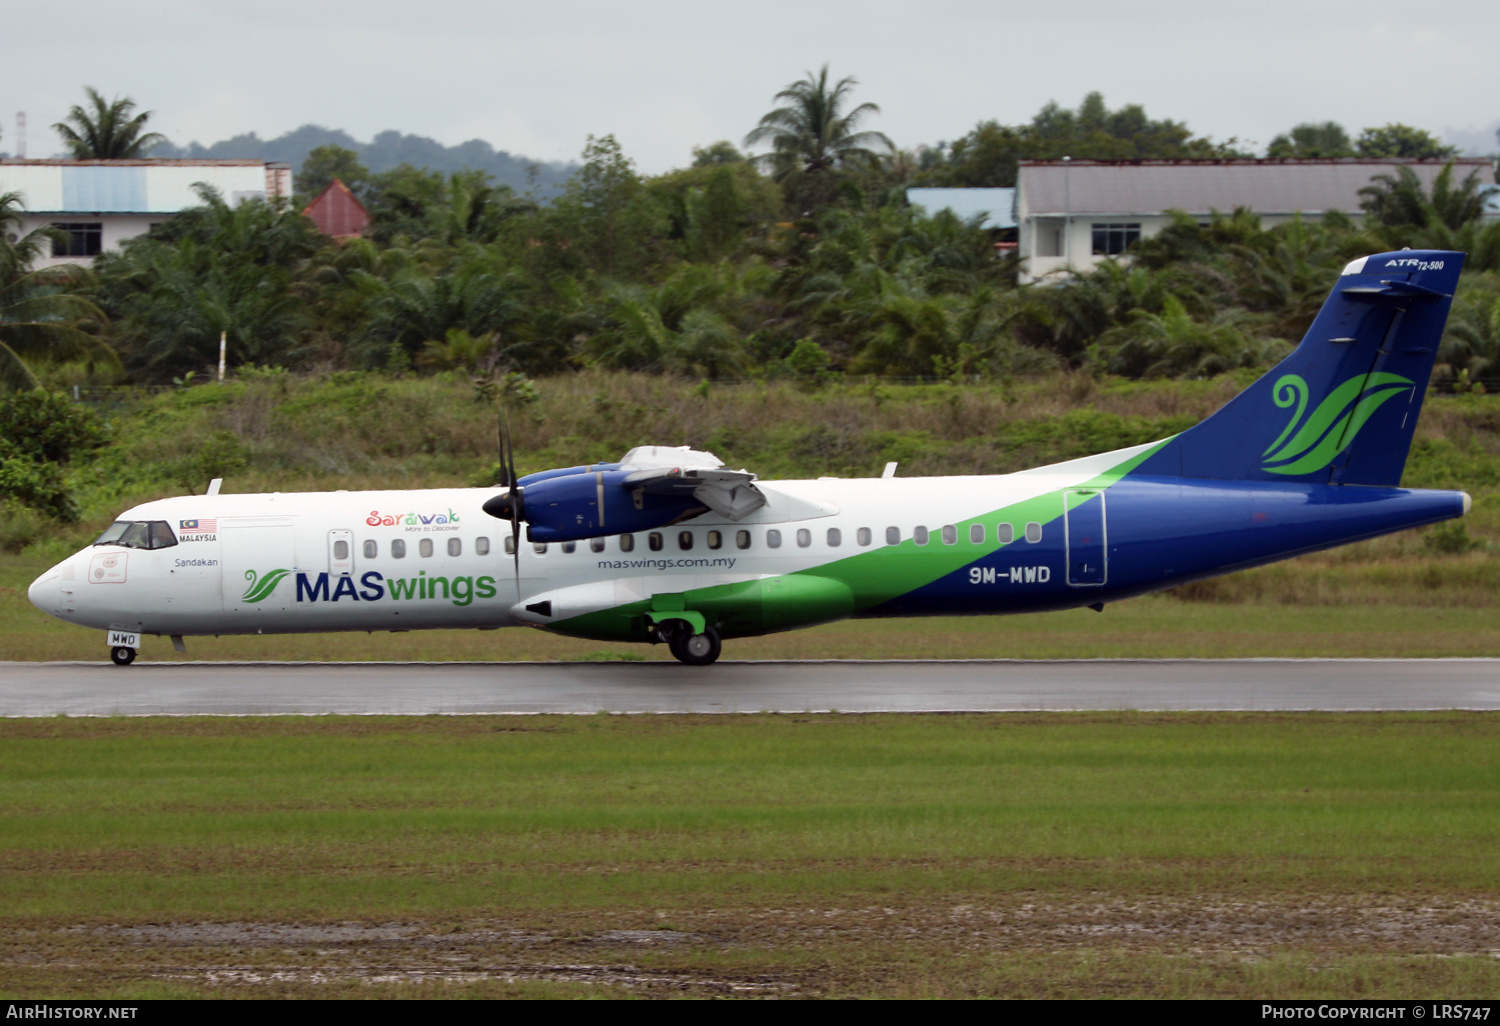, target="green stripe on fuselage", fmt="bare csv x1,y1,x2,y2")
549,438,1173,642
